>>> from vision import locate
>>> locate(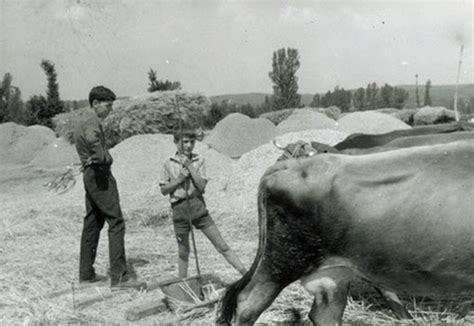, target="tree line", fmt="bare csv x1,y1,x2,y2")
2,49,473,129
